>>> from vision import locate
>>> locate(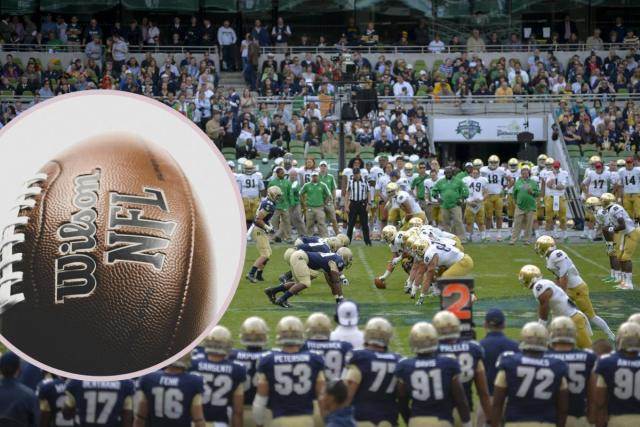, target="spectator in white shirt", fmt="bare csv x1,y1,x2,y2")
428,33,446,53
217,20,237,71
552,75,568,94
393,75,414,98
112,34,128,74
373,120,393,142
84,35,103,67
408,116,426,136
507,62,529,87
146,20,160,45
